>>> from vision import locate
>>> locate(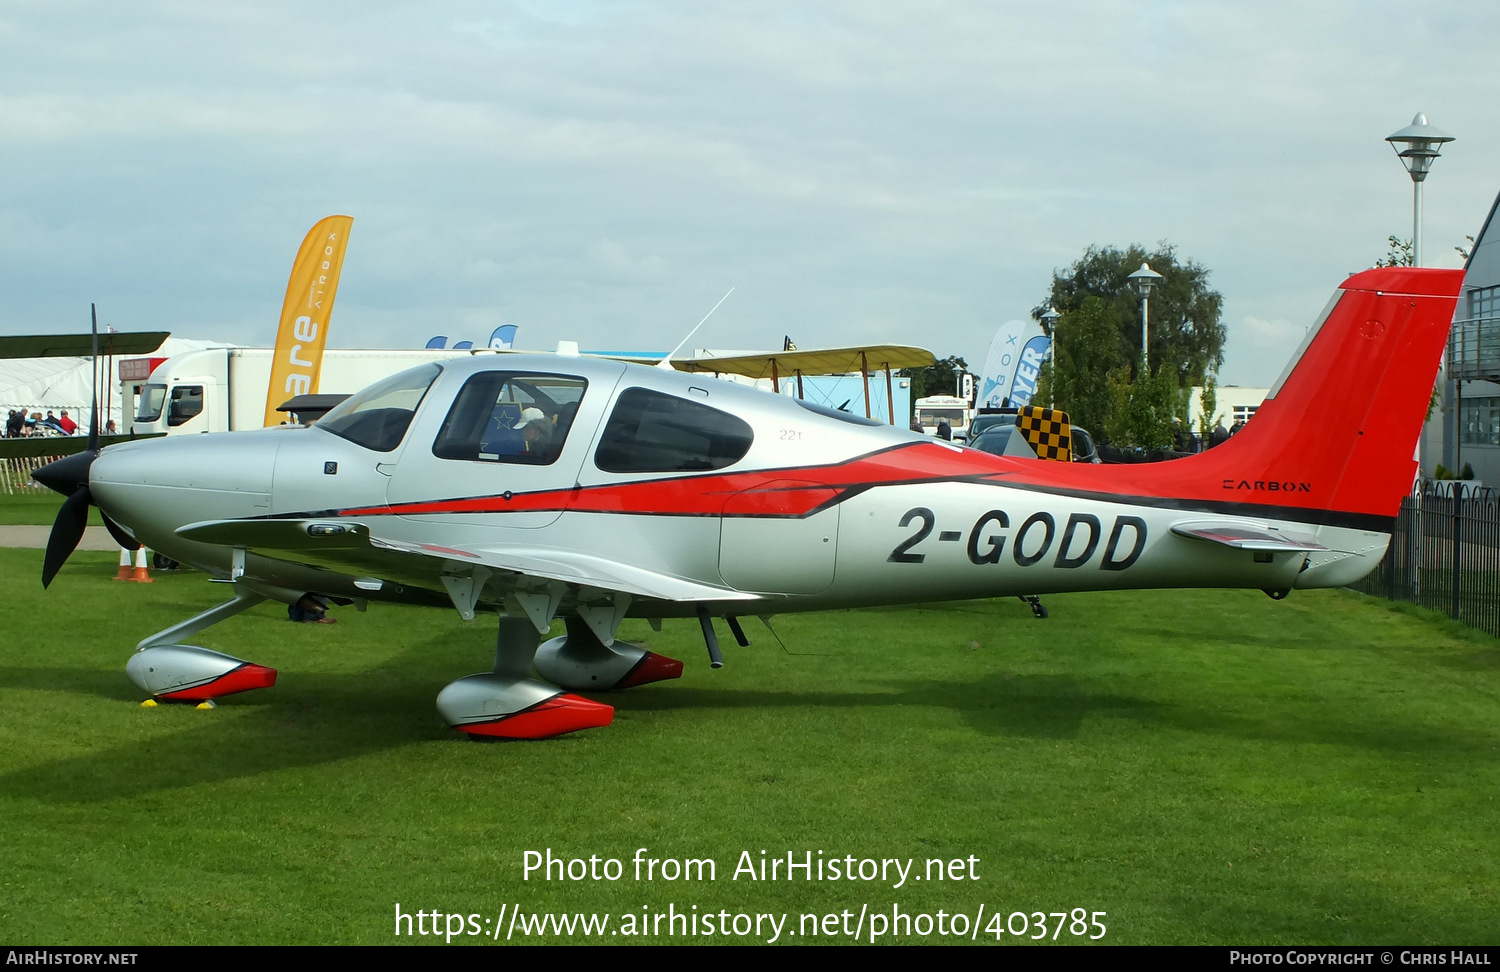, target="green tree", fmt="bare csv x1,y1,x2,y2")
1035,243,1224,446
1377,236,1414,268
1047,296,1127,437
1196,375,1220,442
1120,361,1188,450
1036,243,1225,389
